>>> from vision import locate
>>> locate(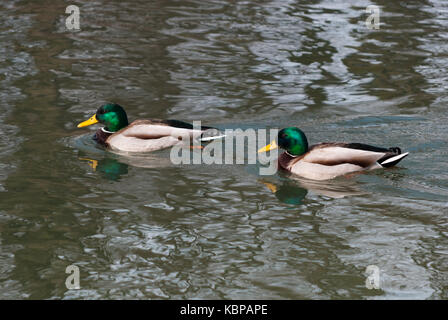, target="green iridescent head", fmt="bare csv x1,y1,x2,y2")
278,127,309,156
96,103,129,132
77,103,129,132
258,127,309,156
